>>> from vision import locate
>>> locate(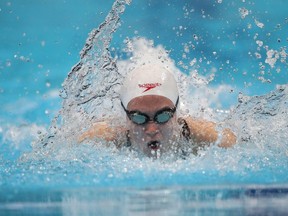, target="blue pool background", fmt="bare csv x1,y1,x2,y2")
1,0,288,215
